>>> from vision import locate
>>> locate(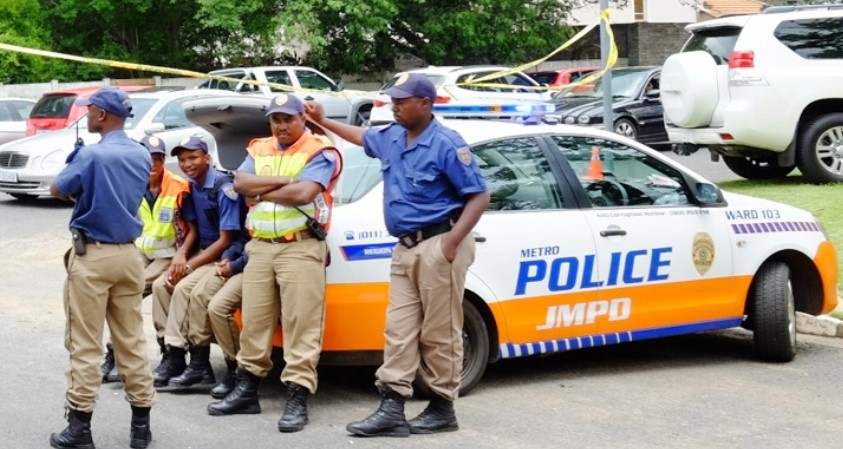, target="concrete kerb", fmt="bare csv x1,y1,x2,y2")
796,296,843,338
